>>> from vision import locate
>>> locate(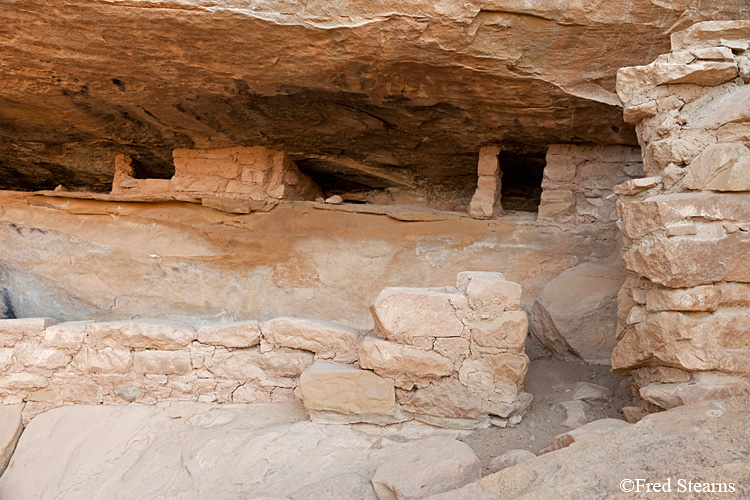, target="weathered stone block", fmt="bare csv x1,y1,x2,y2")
683,143,750,191
0,404,23,474
357,337,453,390
646,285,719,312
197,320,261,348
43,321,88,354
0,318,57,348
87,320,195,350
553,418,631,450
71,347,133,374
261,317,360,363
537,189,575,219
133,350,192,375
612,310,750,375
371,438,481,500
371,288,464,344
462,272,522,312
299,362,395,416
470,311,528,352
14,343,71,371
